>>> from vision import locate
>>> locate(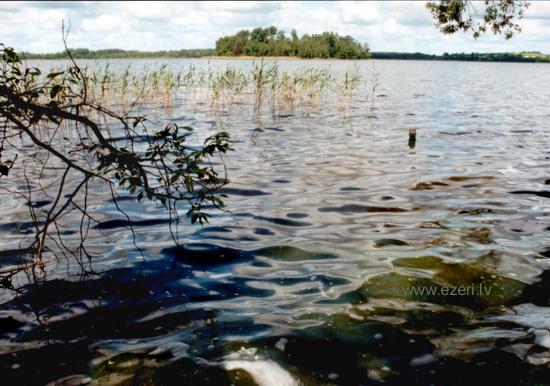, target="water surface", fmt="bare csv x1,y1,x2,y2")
1,59,550,385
